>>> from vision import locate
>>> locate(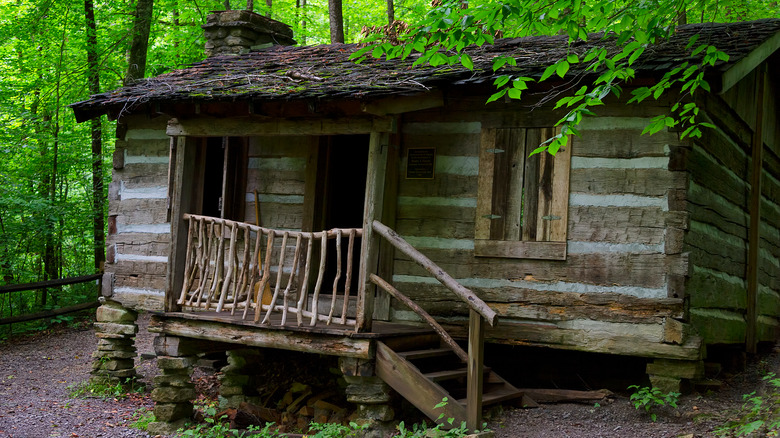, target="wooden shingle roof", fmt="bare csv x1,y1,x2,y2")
71,19,780,122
